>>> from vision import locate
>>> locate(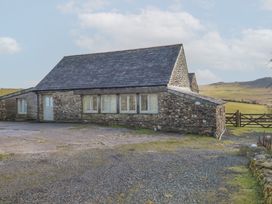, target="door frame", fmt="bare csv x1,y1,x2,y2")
43,95,54,121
